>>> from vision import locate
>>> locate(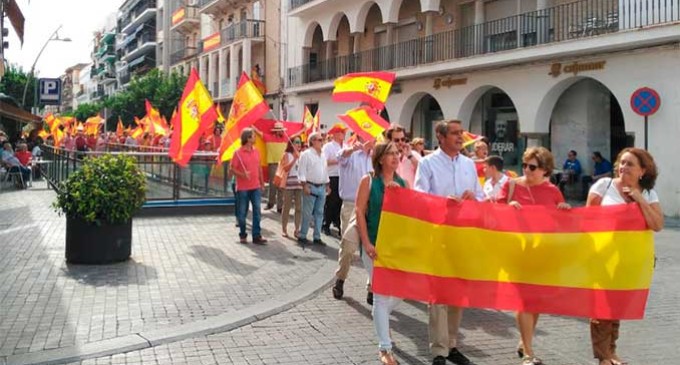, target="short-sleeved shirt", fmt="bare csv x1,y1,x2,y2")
483,174,508,201
594,159,613,176
233,147,262,191
322,141,343,177
497,180,565,206
589,177,658,206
